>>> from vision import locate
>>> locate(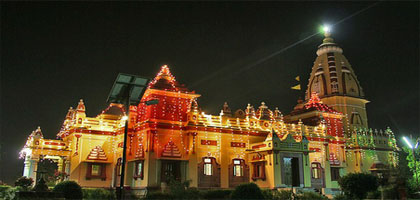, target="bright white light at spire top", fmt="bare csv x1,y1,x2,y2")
323,25,331,34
